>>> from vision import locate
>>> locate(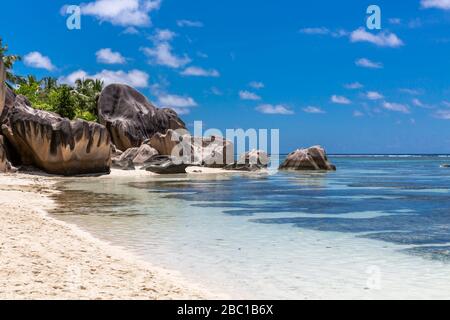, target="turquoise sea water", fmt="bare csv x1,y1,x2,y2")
50,156,450,299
